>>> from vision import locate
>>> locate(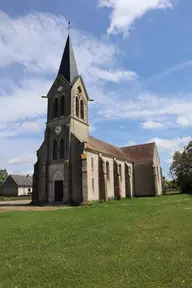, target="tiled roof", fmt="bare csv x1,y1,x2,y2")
87,137,155,163
120,142,155,162
10,175,33,187
87,136,128,160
